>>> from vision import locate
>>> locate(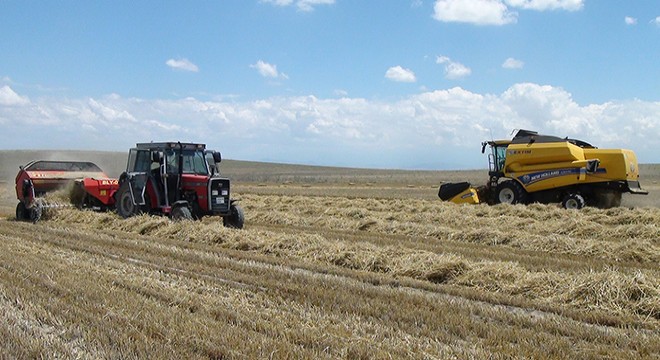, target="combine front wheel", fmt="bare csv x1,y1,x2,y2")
562,193,585,210
495,181,529,205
